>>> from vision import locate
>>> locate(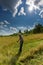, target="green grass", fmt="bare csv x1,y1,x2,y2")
0,33,43,65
